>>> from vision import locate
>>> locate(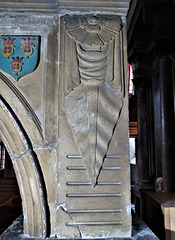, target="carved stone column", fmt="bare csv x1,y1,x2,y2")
160,56,175,192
